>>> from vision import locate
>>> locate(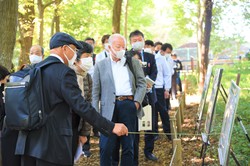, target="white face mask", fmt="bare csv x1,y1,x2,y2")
29,54,43,64
132,41,145,51
104,43,109,51
111,47,125,59
165,53,171,58
144,48,153,54
64,46,77,67
79,57,93,72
